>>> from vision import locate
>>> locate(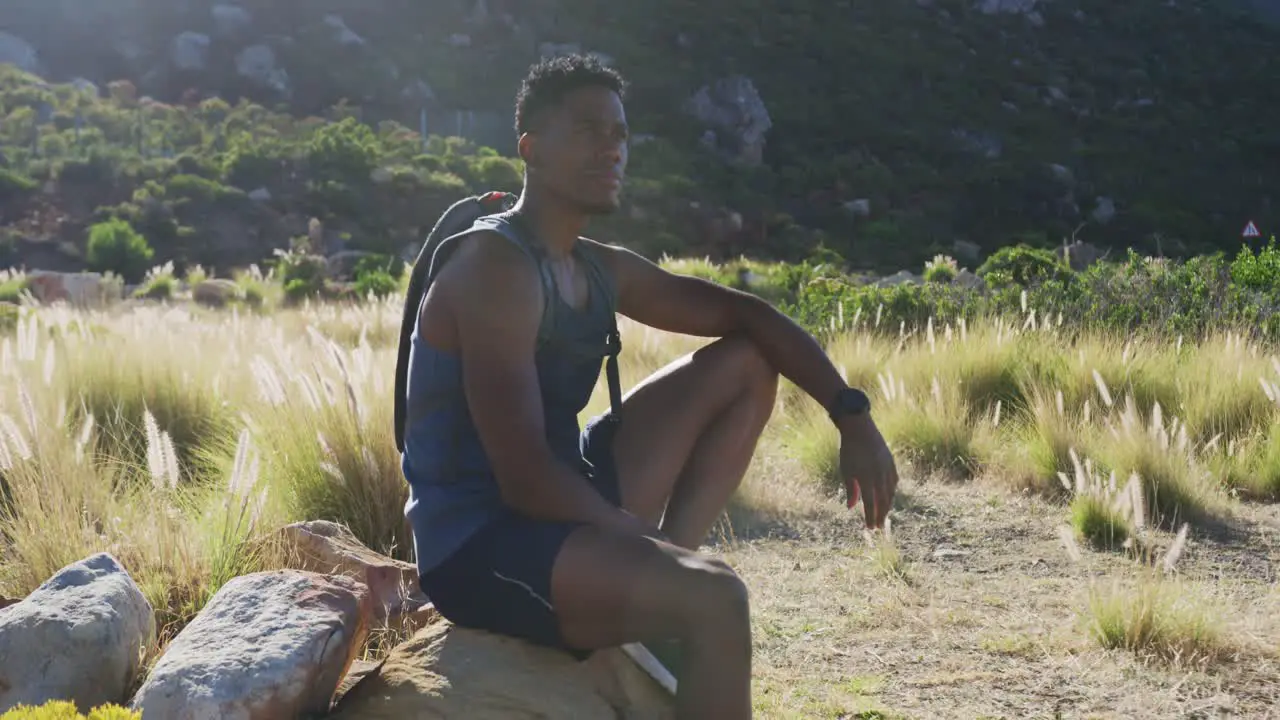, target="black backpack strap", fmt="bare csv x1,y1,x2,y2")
395,197,494,453
575,242,624,421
